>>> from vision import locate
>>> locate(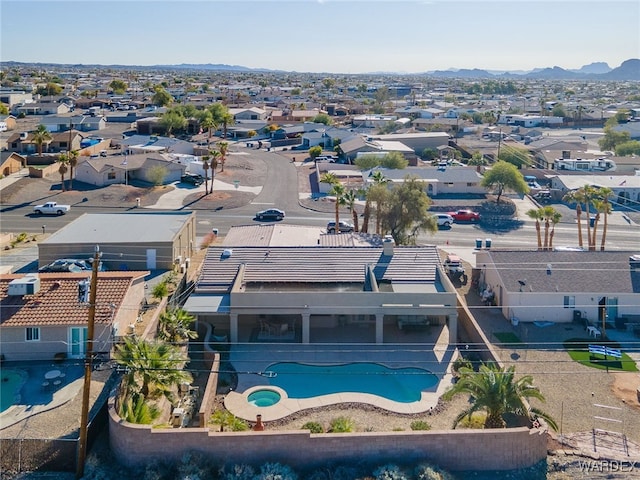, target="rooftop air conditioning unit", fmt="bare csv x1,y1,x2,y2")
20,132,28,140
8,275,41,296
